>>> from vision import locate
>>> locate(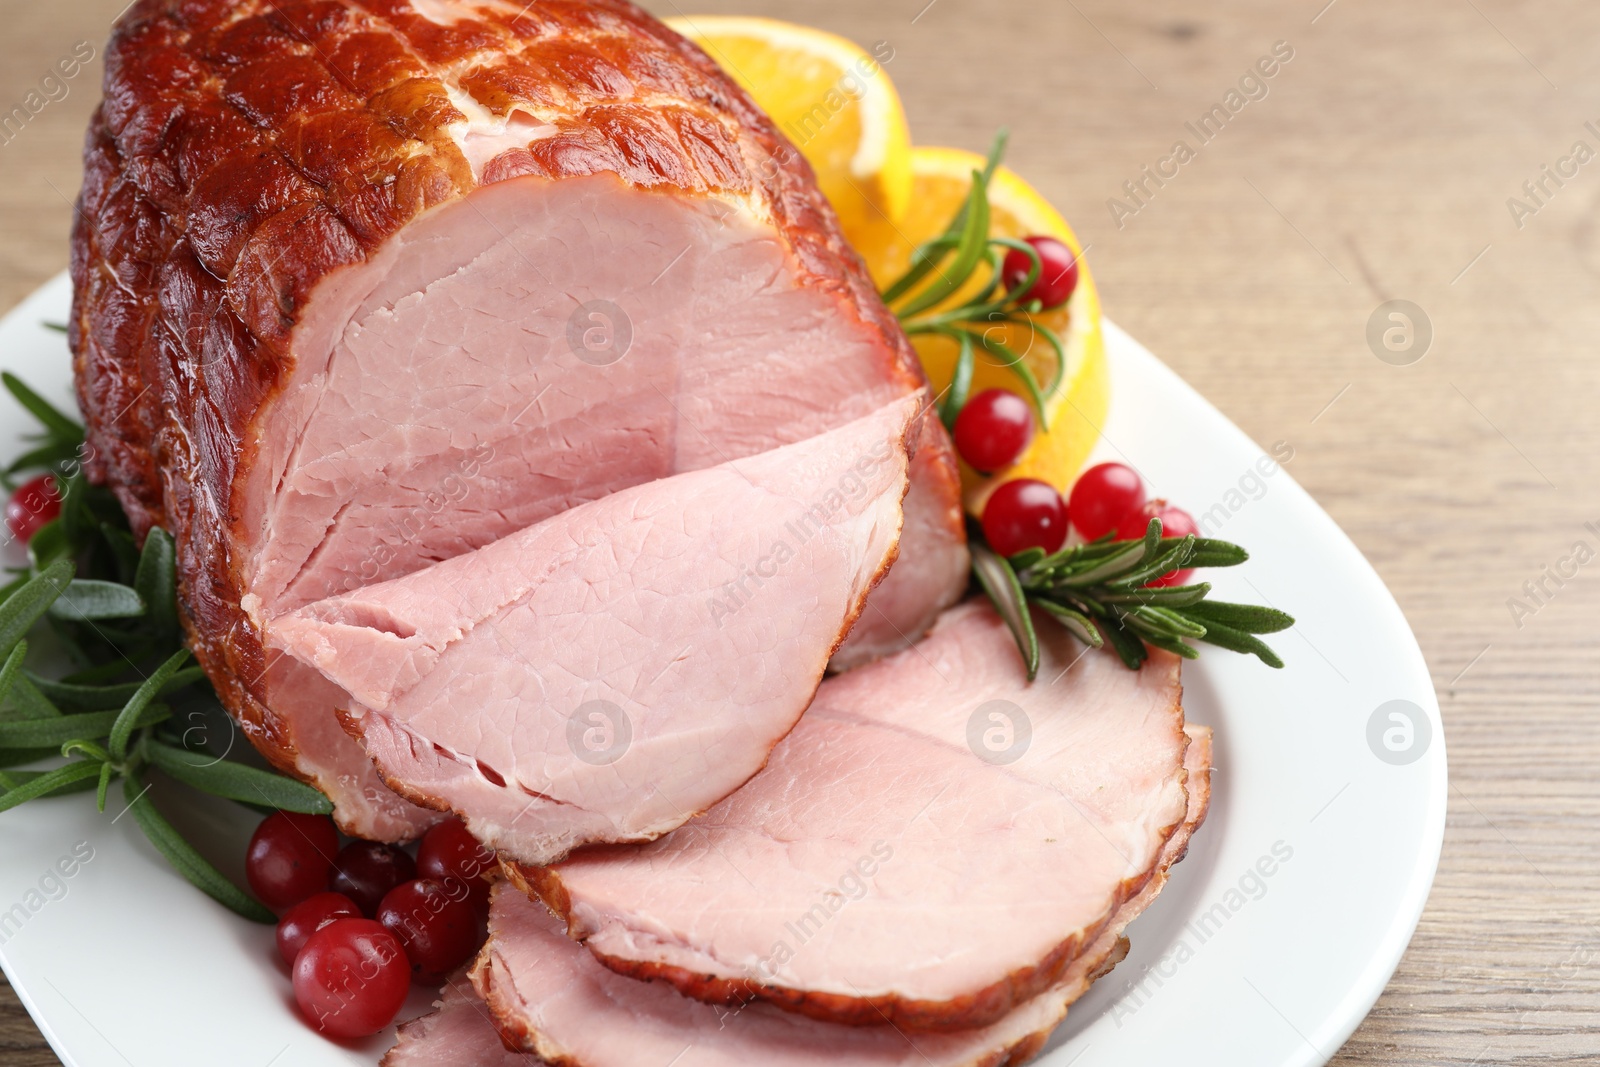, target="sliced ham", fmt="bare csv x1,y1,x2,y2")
270,400,918,865
72,0,966,839
382,976,536,1067
393,729,1211,1067
525,602,1192,1031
